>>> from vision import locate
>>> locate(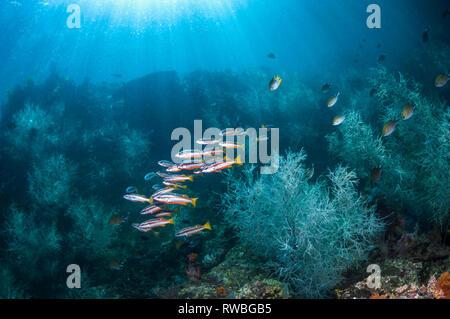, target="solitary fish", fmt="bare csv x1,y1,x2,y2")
382,120,398,137
267,52,276,59
175,221,212,237
153,194,198,207
109,215,127,225
327,92,340,108
321,83,331,92
435,73,449,88
109,259,124,270
378,55,386,62
401,104,415,120
332,115,345,126
305,163,315,180
370,165,383,182
422,30,429,43
369,88,377,97
269,76,282,91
